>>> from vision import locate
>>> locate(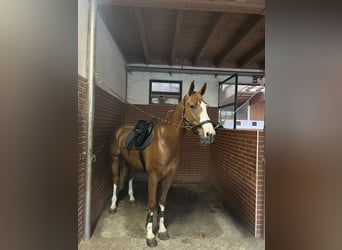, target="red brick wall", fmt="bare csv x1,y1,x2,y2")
78,81,126,242
91,86,125,230
78,75,87,242
126,104,218,183
210,129,264,237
